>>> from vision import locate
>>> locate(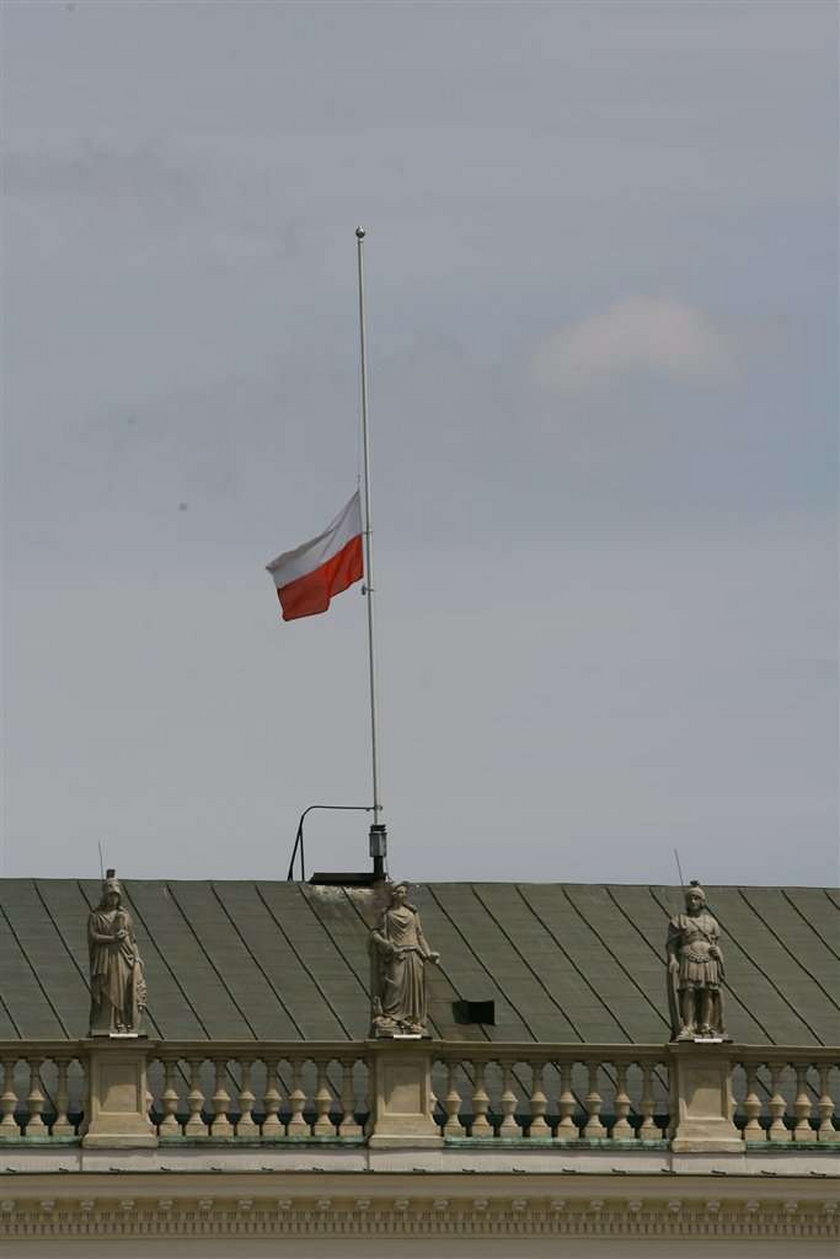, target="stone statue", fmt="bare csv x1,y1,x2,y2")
88,869,147,1036
666,881,729,1041
369,882,440,1037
